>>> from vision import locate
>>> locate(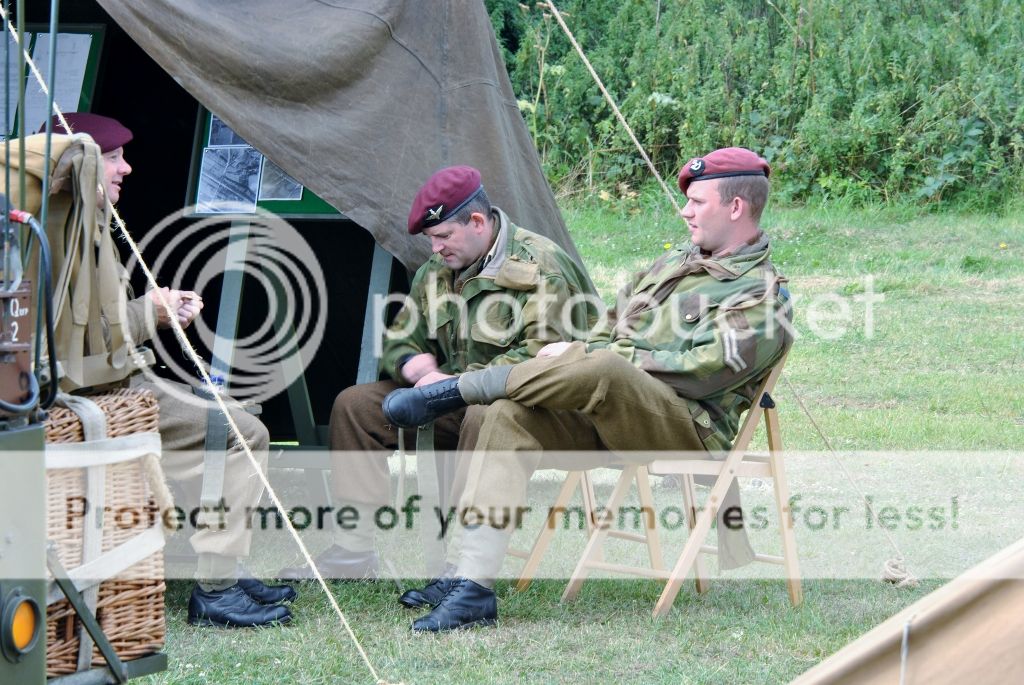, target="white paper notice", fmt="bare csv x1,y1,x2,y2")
25,33,92,132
